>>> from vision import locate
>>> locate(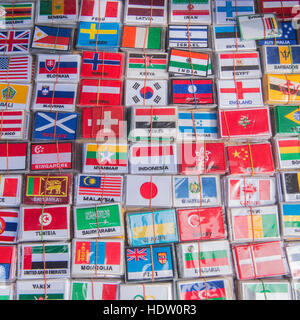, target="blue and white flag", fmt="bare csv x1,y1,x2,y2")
259,22,297,45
